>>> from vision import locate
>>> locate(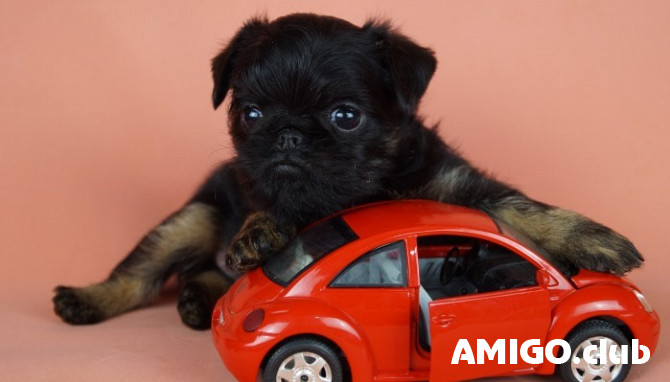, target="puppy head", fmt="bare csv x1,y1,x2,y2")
212,13,436,224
